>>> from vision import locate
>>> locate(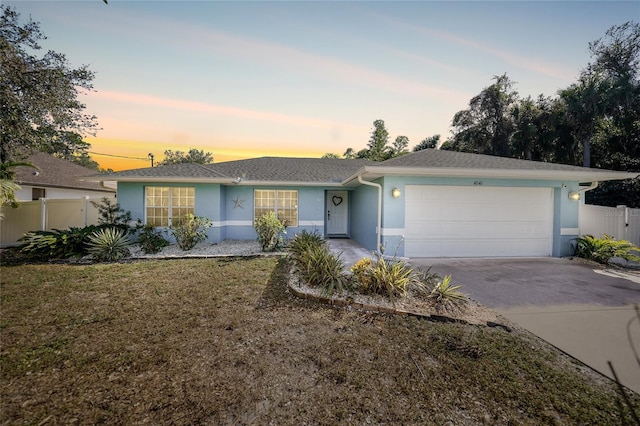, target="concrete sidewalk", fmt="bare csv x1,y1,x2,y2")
326,238,373,269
